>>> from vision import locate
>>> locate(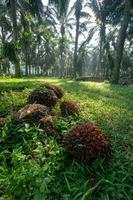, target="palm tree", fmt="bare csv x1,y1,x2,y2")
49,0,73,77
73,0,90,78
20,12,32,76
111,0,132,83
73,0,82,78
87,0,110,77
2,0,44,77
10,0,21,77
0,14,12,74
77,27,97,76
